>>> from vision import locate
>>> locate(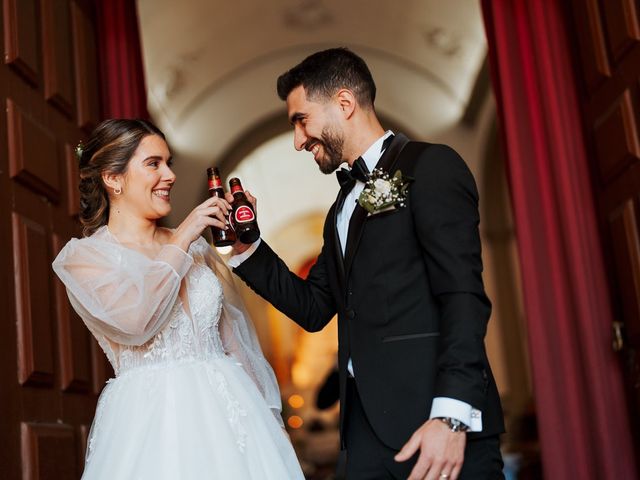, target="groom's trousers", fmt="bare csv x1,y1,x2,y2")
343,377,504,480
